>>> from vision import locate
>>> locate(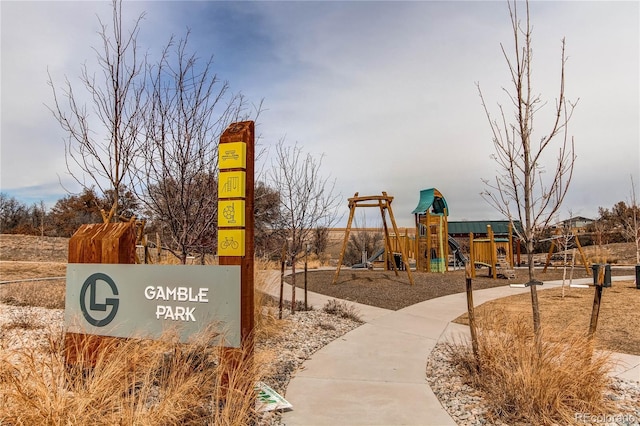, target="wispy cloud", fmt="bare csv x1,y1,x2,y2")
1,1,637,226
